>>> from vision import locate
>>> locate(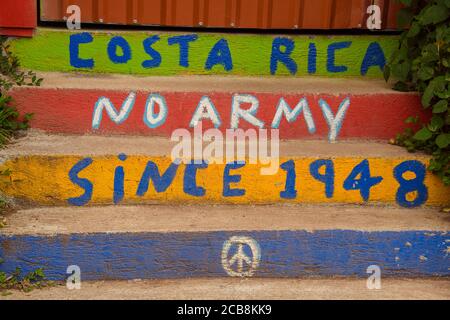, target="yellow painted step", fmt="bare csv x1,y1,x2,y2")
0,132,448,207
